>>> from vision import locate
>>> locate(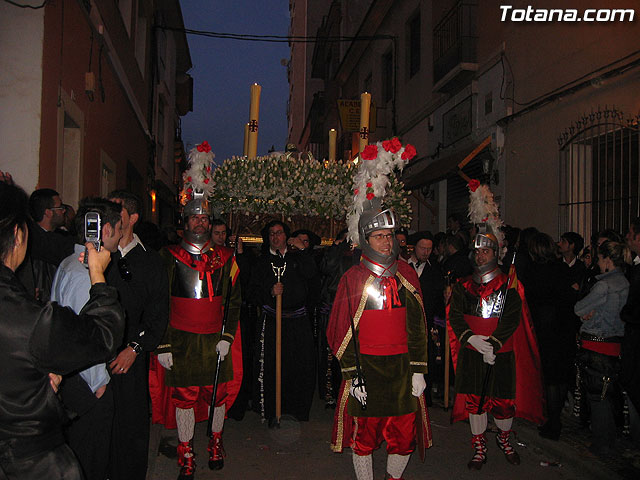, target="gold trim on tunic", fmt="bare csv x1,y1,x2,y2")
336,275,374,361
330,379,352,452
